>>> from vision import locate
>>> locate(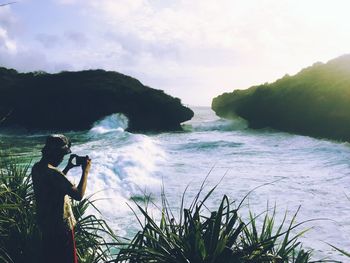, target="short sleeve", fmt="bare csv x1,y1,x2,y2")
48,167,74,195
